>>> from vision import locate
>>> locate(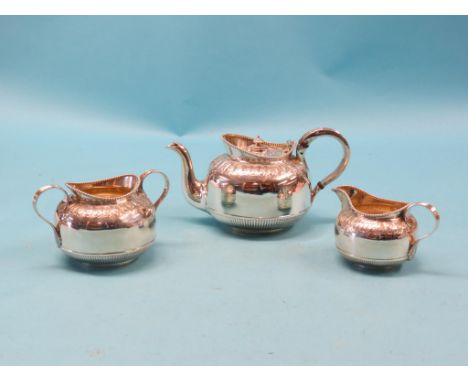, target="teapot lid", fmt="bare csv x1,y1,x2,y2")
222,133,295,161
